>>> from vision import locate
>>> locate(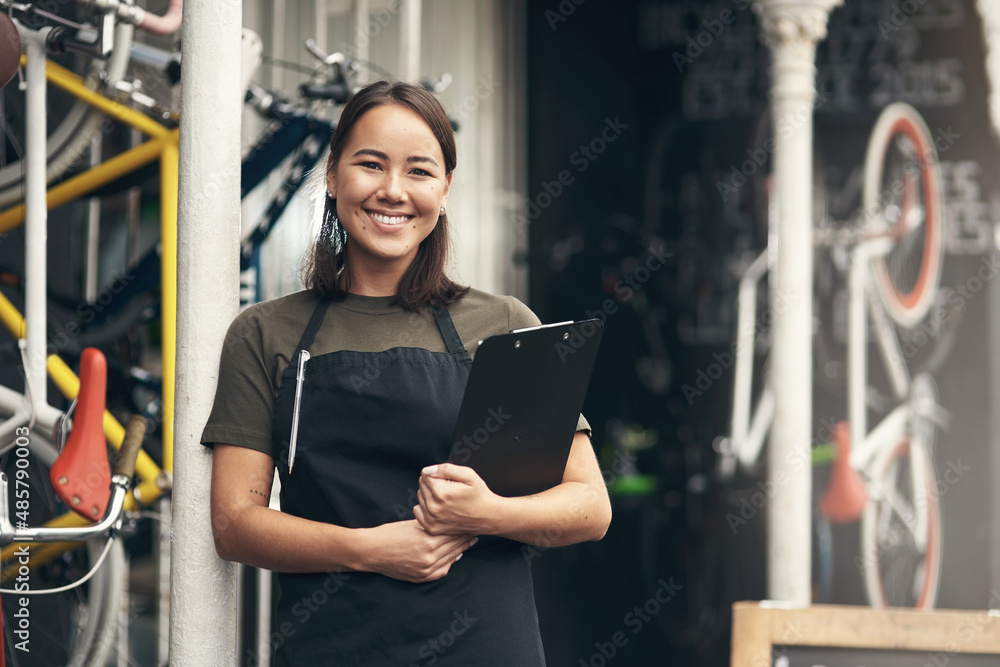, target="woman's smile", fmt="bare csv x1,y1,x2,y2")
365,208,414,228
